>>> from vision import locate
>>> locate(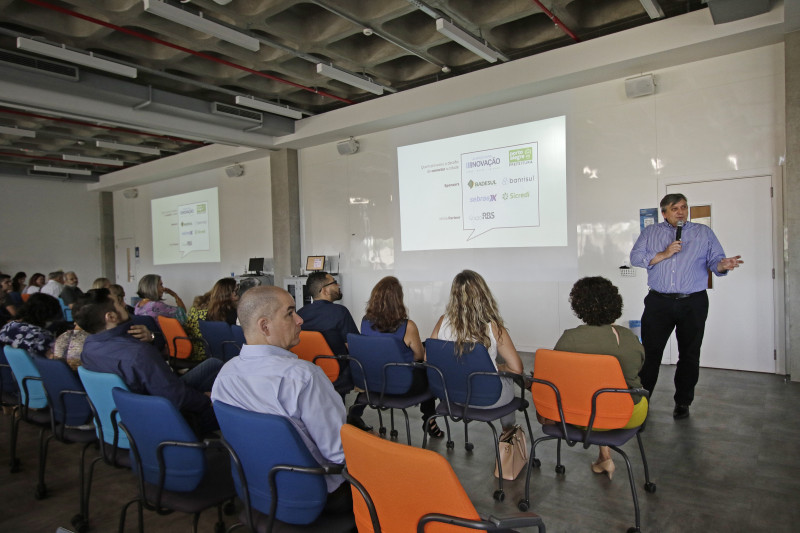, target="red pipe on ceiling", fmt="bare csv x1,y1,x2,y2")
0,108,204,145
531,0,580,42
24,0,354,105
